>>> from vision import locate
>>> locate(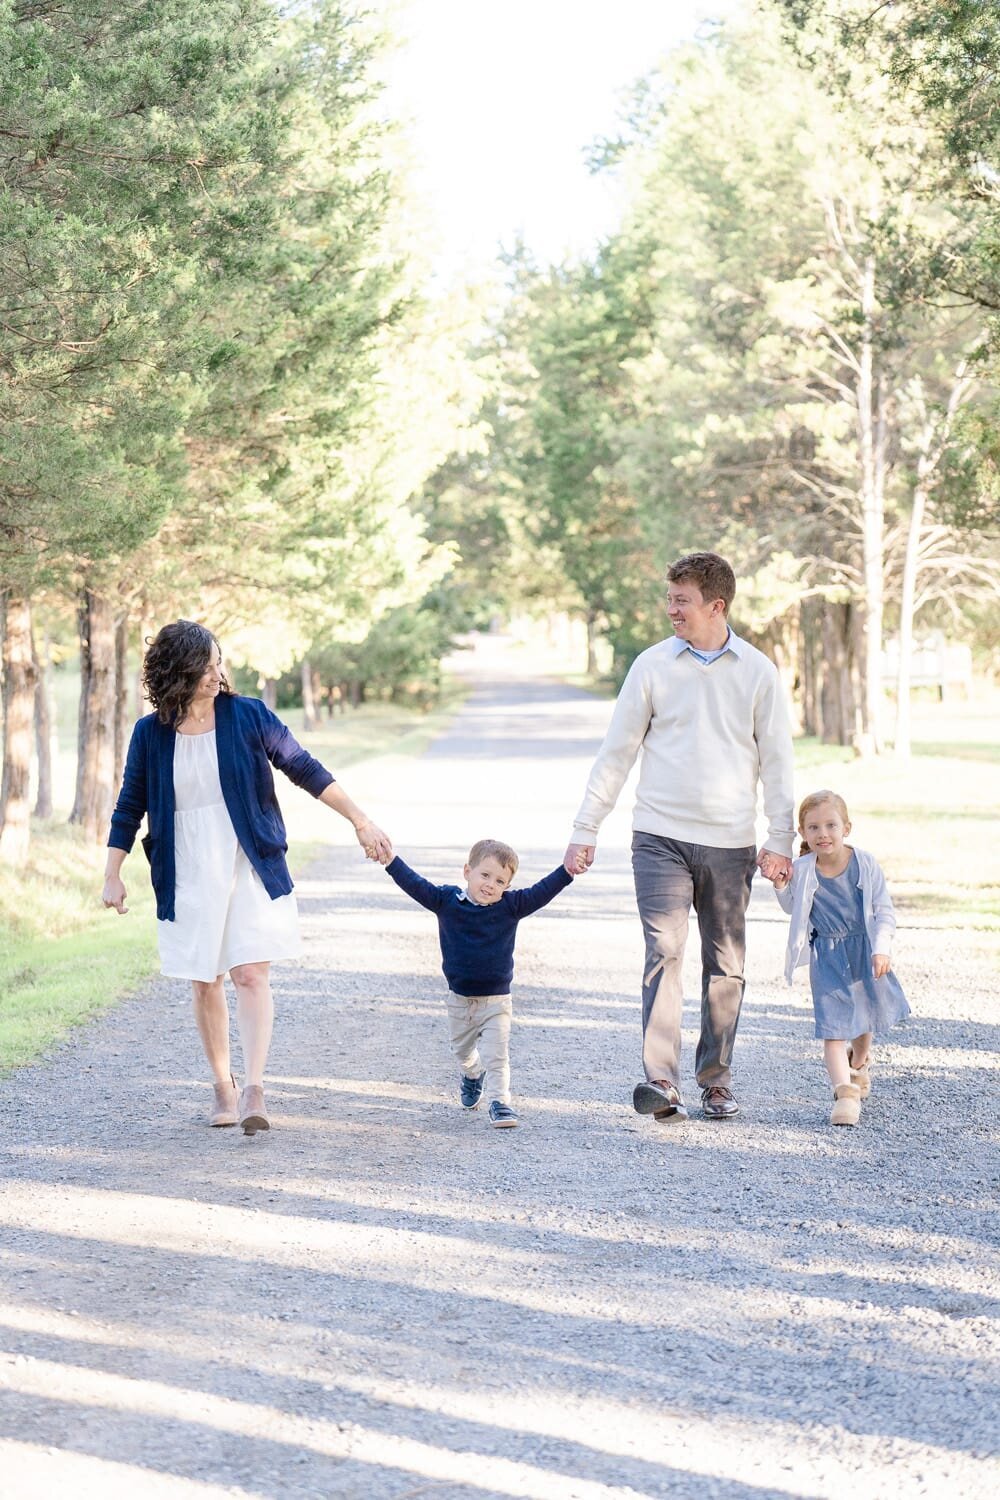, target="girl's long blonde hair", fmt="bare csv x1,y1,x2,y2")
797,789,850,857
